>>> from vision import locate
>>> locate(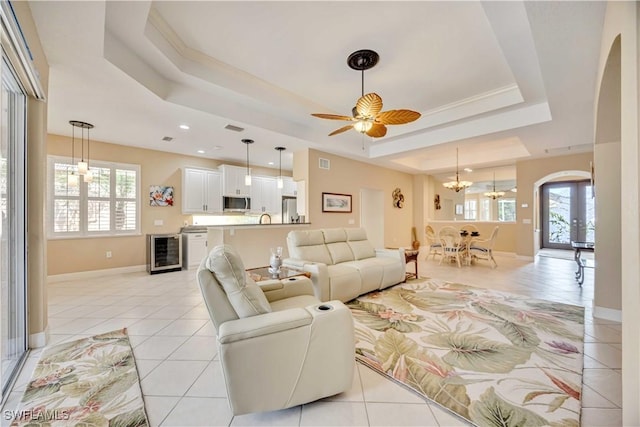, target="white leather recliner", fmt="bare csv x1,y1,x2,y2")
197,244,355,416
